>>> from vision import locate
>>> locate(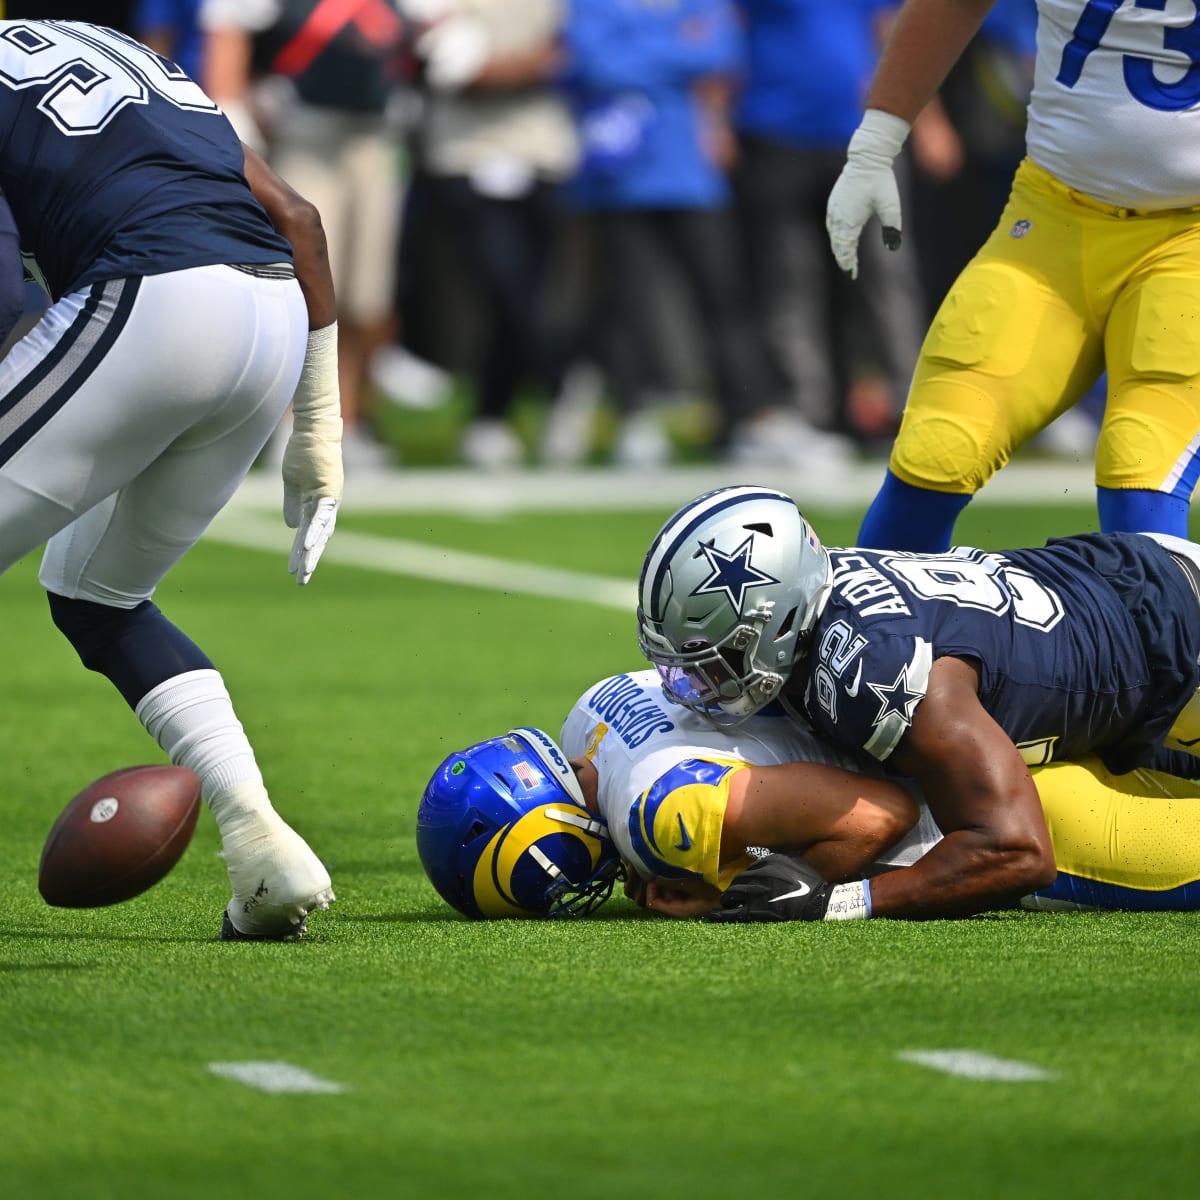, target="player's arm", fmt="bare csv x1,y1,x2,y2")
825,0,996,276
864,0,997,123
240,146,343,586
860,656,1056,917
643,760,918,918
241,145,336,330
711,657,1056,923
0,191,25,351
723,761,918,880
